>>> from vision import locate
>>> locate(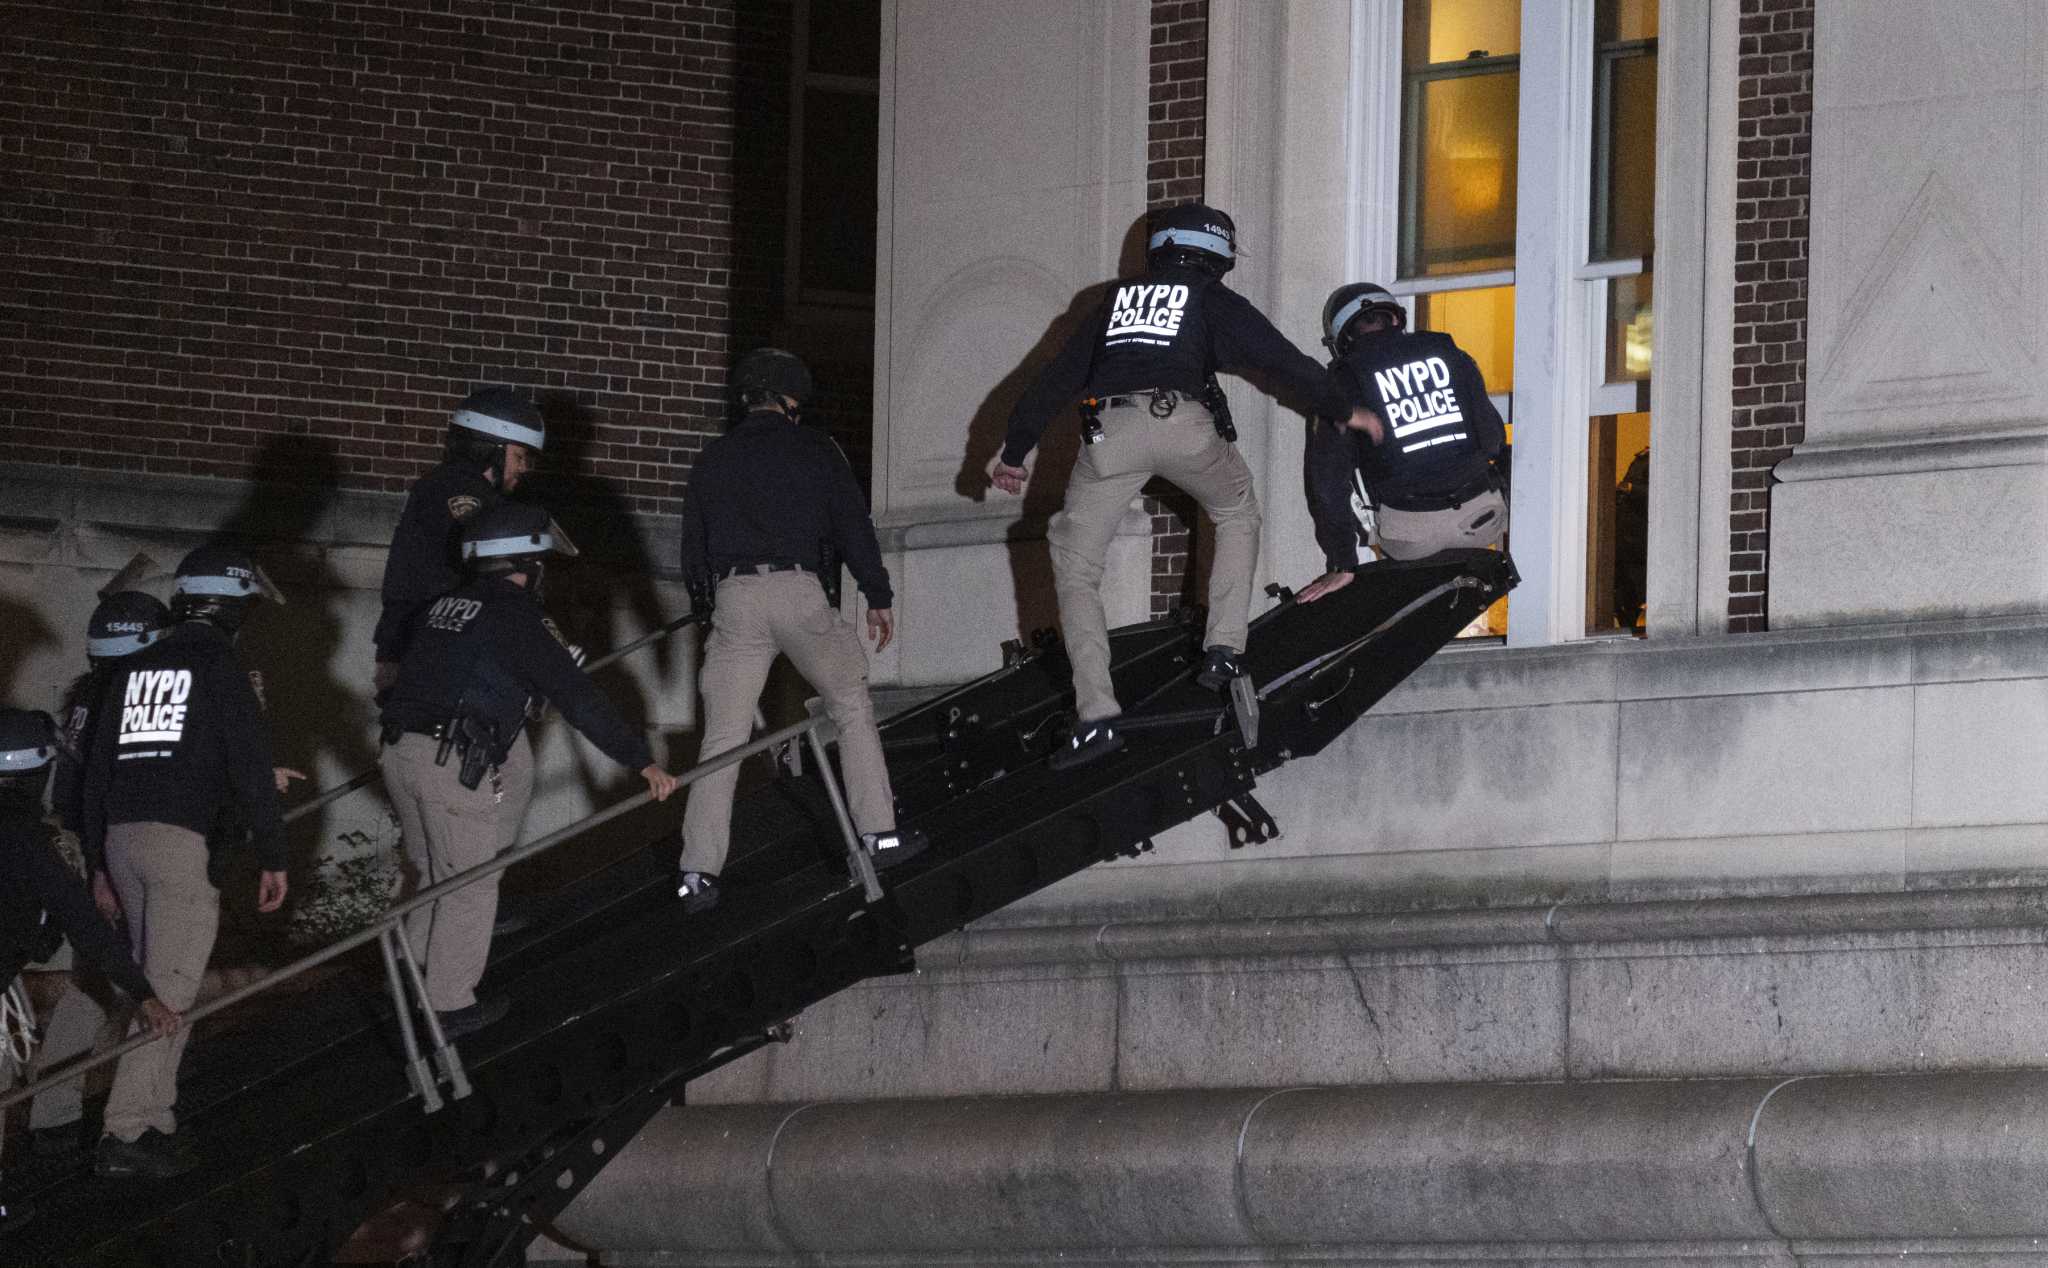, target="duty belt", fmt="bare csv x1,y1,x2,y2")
1379,473,1496,514
1095,388,1184,417
381,718,451,745
719,561,809,581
